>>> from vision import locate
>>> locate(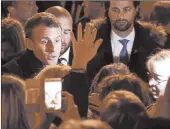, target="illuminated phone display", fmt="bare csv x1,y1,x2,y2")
44,78,62,110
